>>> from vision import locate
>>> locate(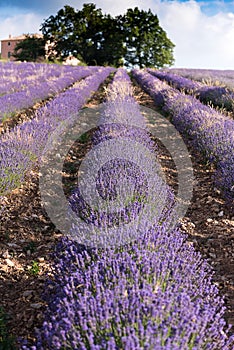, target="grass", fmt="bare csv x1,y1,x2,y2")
28,261,40,275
